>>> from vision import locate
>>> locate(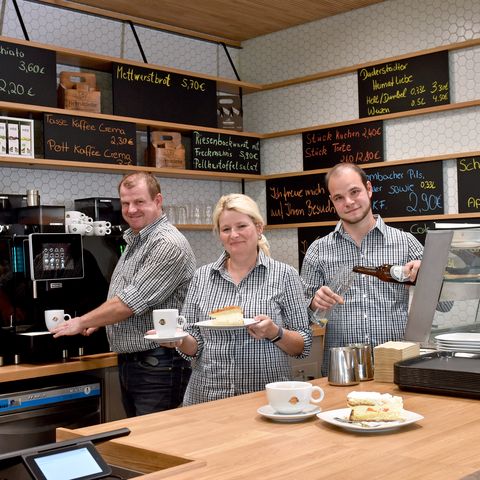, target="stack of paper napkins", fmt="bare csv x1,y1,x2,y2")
374,341,420,382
